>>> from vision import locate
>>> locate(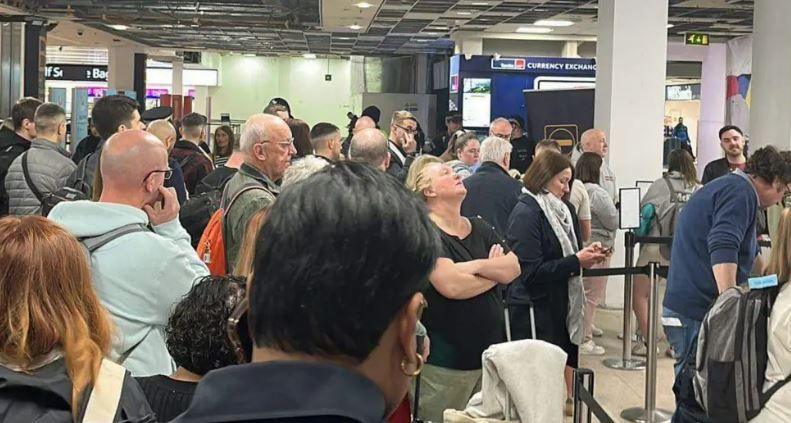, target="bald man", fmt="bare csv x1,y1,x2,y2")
353,115,376,134
48,130,208,377
148,120,188,204
222,113,294,272
576,128,616,201
349,128,391,171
